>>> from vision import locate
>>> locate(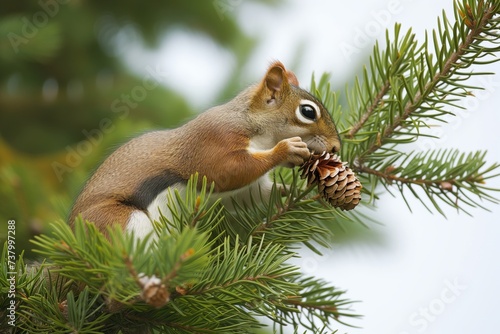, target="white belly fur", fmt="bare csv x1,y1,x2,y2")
125,173,274,239
126,183,187,240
